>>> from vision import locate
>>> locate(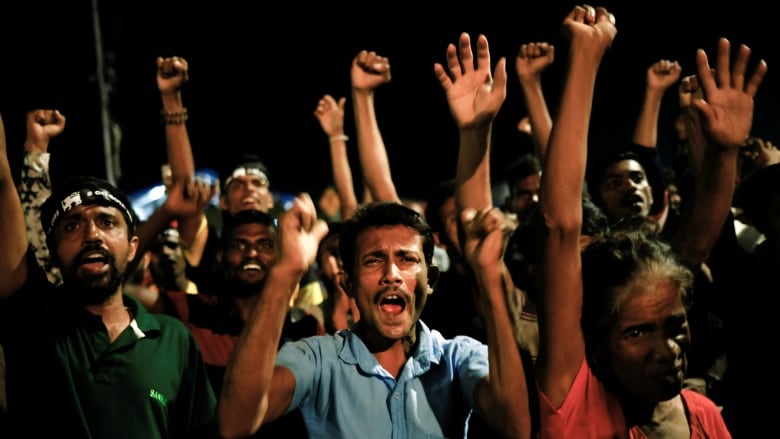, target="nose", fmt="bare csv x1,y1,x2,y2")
655,335,683,364
83,221,102,244
380,261,403,285
244,245,260,258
